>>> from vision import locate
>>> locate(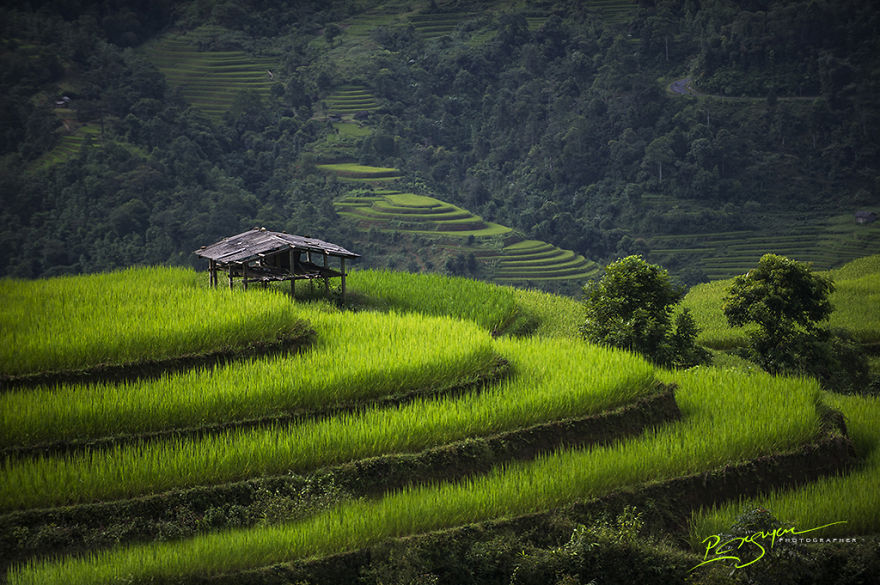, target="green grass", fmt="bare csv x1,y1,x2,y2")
346,269,516,331
0,267,306,376
0,336,655,512
511,288,583,339
6,364,823,585
0,310,497,449
689,391,880,546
